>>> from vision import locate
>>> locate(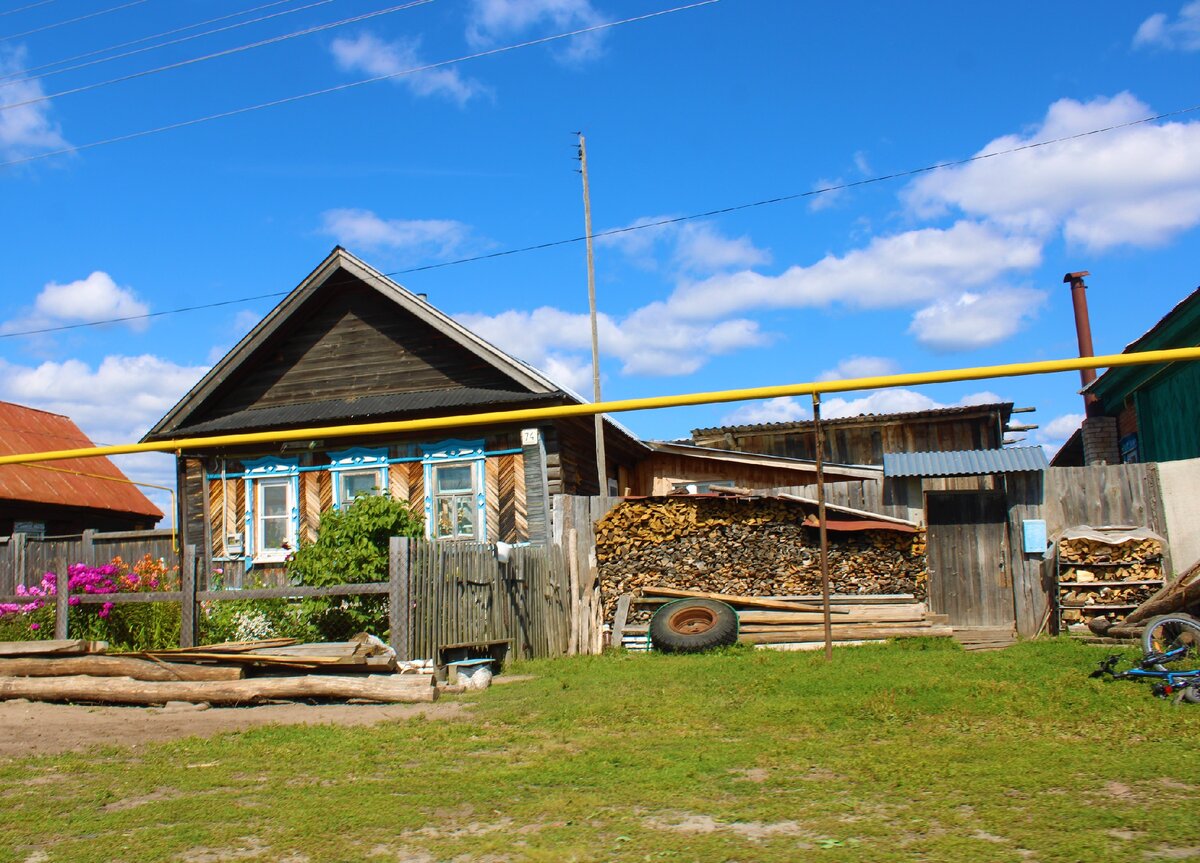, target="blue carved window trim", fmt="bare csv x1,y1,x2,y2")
327,447,389,509
243,456,300,566
421,439,486,542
